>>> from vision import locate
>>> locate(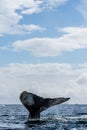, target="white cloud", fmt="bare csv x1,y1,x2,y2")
12,27,87,57
21,0,68,14
43,0,68,9
0,0,44,35
0,63,87,104
0,0,67,36
2,24,45,35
